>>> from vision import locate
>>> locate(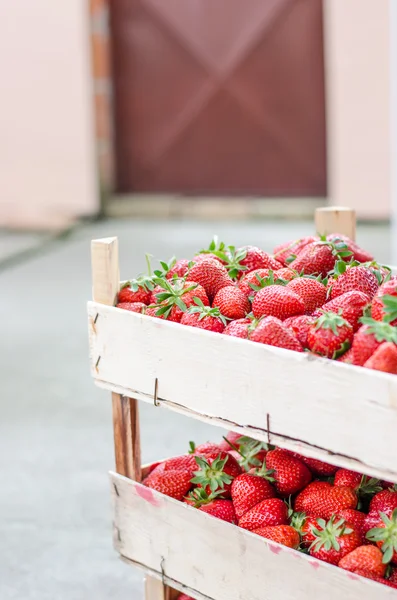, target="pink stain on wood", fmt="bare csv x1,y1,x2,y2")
347,573,359,581
136,485,162,506
309,560,320,570
268,543,282,555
